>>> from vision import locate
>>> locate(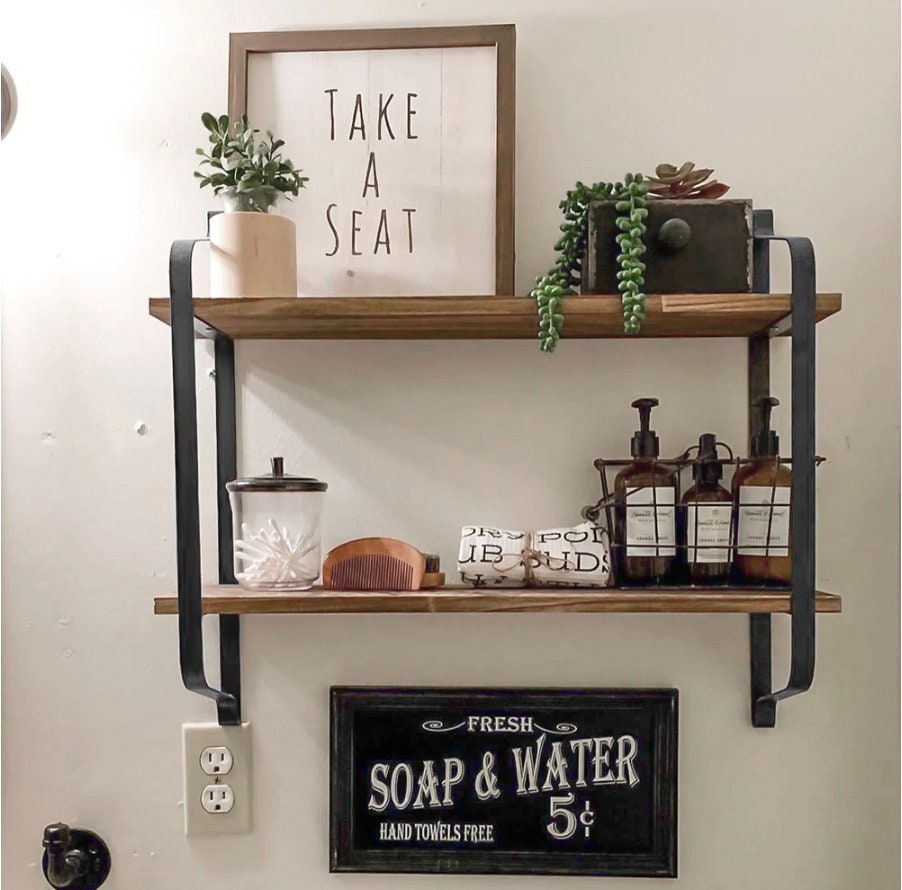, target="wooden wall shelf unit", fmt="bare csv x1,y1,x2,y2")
149,292,841,340
154,210,841,728
154,585,842,616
